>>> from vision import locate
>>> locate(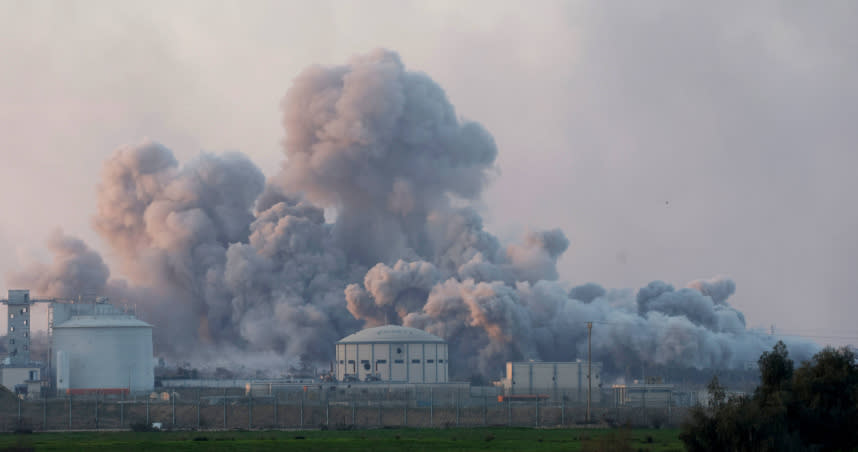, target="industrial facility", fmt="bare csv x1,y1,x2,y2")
1,289,154,397
335,325,448,383
502,360,603,402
